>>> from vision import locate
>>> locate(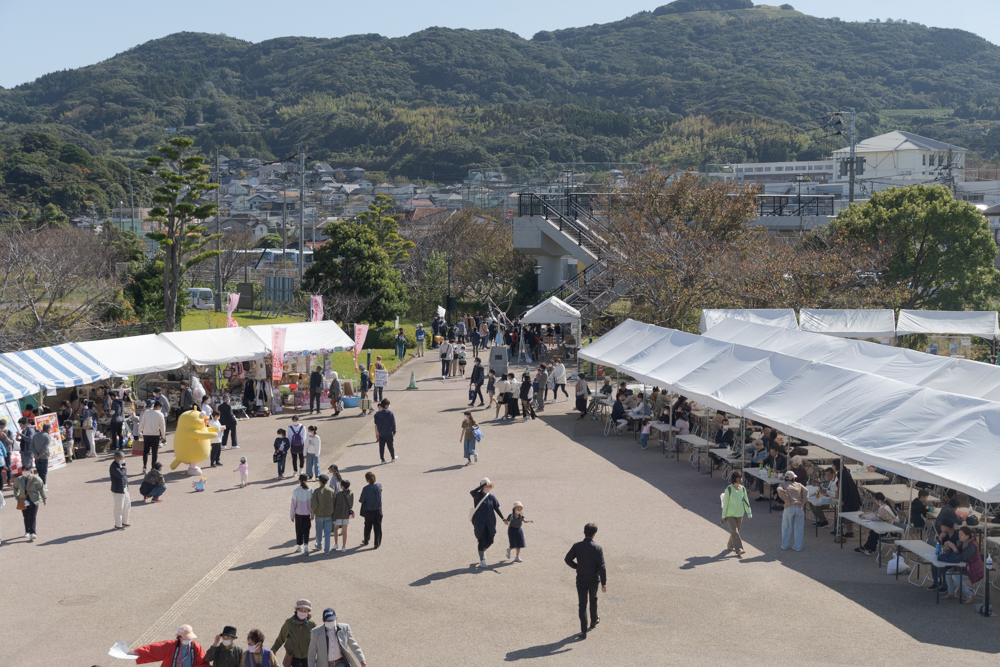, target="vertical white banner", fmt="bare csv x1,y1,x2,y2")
310,295,324,322
226,293,240,328
271,327,287,382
